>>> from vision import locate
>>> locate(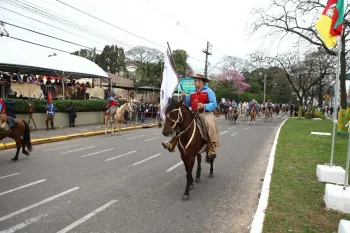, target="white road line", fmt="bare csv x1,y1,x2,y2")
56,200,118,233
166,161,183,172
126,135,145,140
228,126,235,129
244,127,250,130
81,148,115,158
231,132,238,137
45,144,80,151
132,153,161,166
282,116,288,119
105,150,137,161
61,146,95,154
0,187,79,222
145,136,161,141
153,133,162,136
220,131,228,135
0,179,46,197
0,212,49,233
0,173,19,180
